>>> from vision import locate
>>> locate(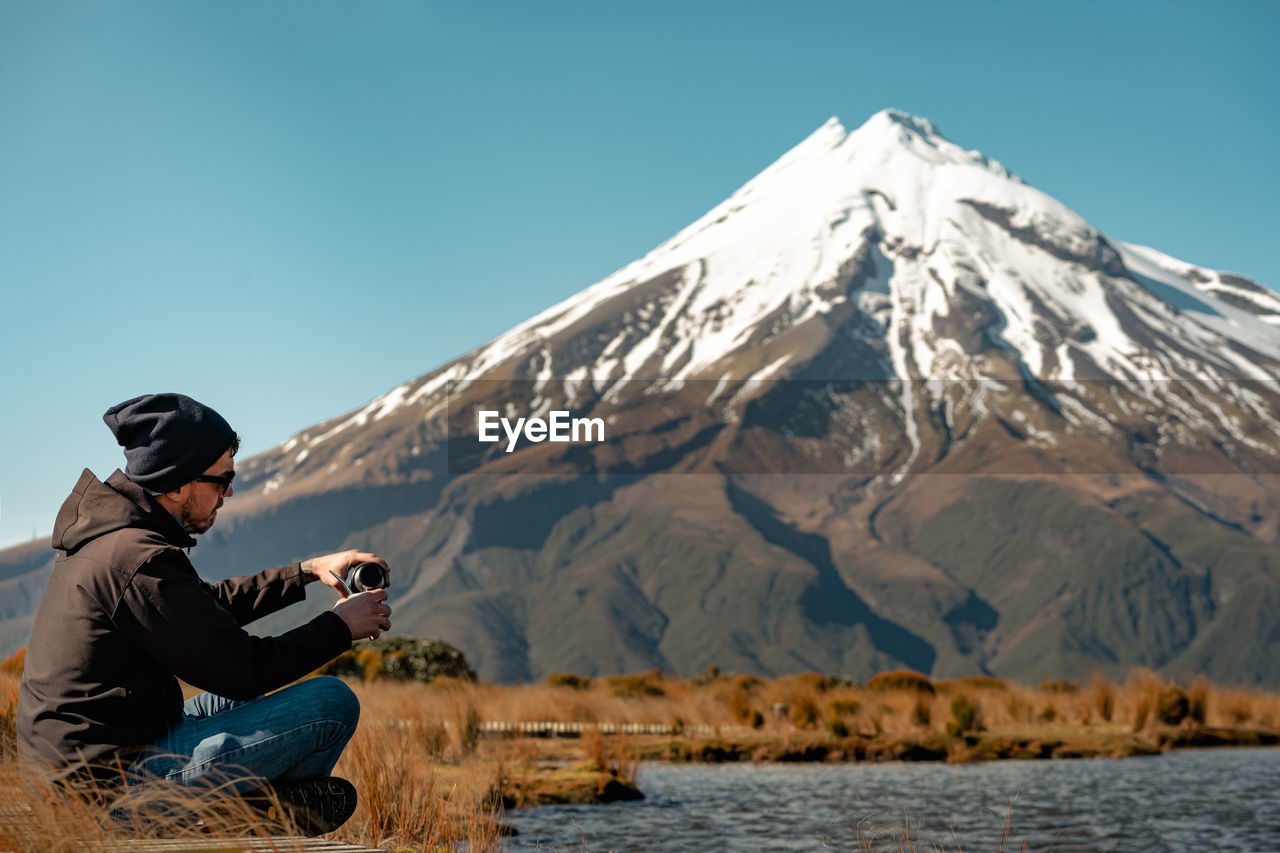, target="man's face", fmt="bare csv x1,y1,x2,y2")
175,449,235,534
